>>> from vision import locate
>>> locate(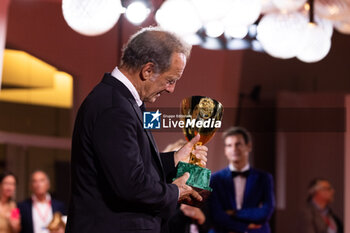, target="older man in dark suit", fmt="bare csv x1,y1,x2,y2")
209,127,275,233
299,178,343,233
66,27,208,233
